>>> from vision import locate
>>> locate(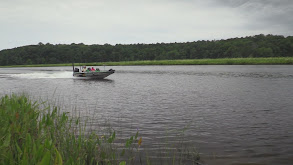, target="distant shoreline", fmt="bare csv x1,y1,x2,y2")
1,57,292,67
